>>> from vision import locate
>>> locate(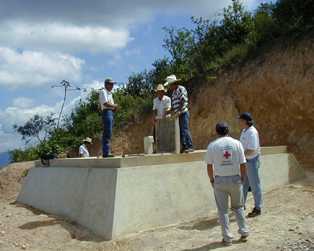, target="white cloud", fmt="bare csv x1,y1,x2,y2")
0,104,56,132
0,124,22,153
0,1,233,26
0,81,99,151
82,80,104,91
0,0,260,56
0,101,57,152
0,47,84,88
12,97,34,108
0,1,238,54
0,79,103,134
0,22,130,54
